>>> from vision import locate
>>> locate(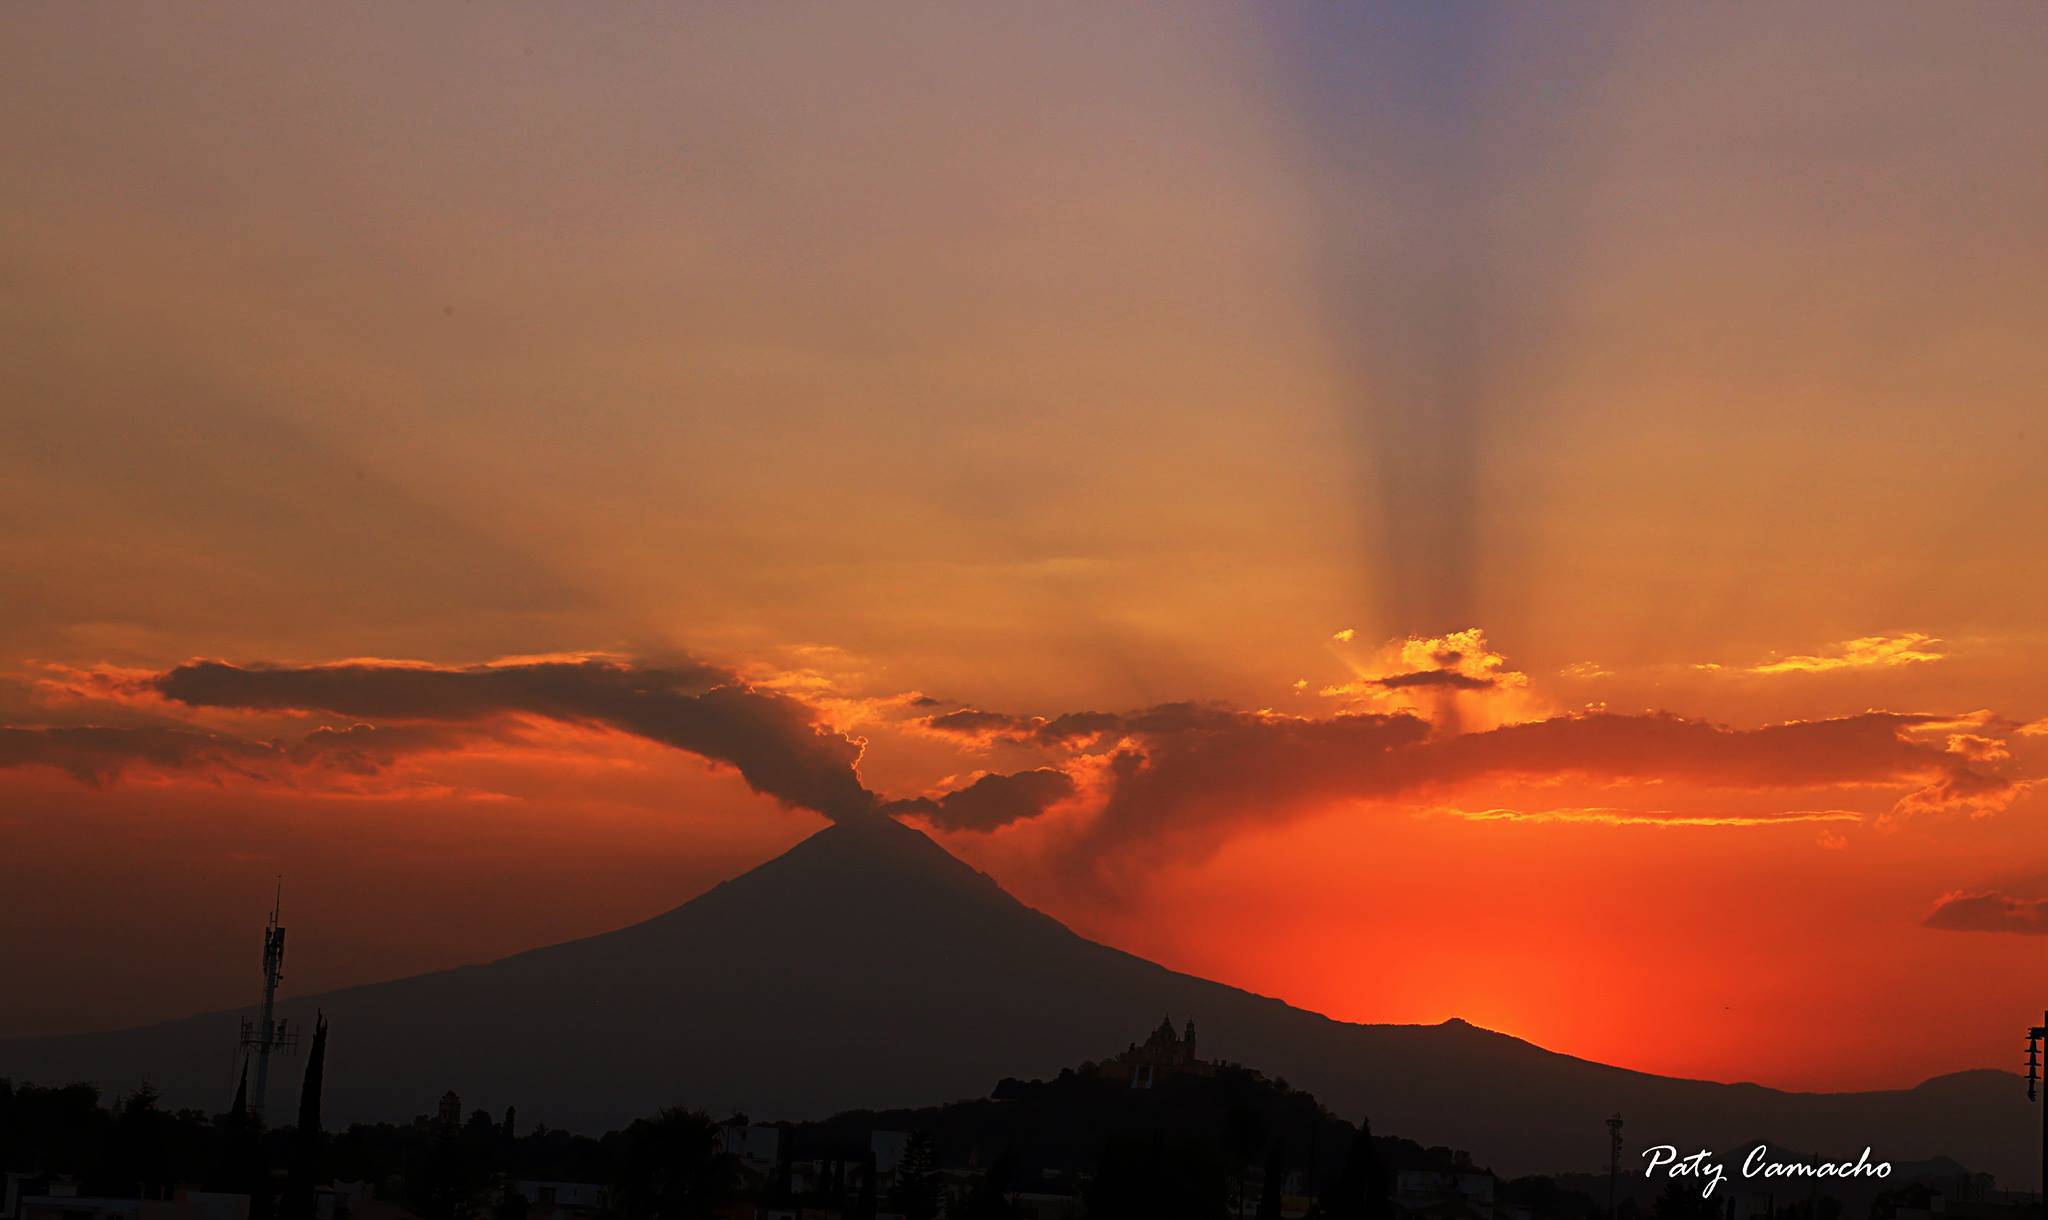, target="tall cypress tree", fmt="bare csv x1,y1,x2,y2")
1256,1138,1287,1220
210,1060,253,1192
852,1149,878,1220
1325,1117,1392,1220
282,1014,328,1220
892,1131,938,1220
